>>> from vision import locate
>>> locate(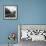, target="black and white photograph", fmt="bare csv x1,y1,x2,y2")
18,25,46,46
18,25,46,41
4,5,17,19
